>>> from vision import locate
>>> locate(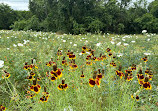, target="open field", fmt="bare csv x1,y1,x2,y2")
0,30,158,111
